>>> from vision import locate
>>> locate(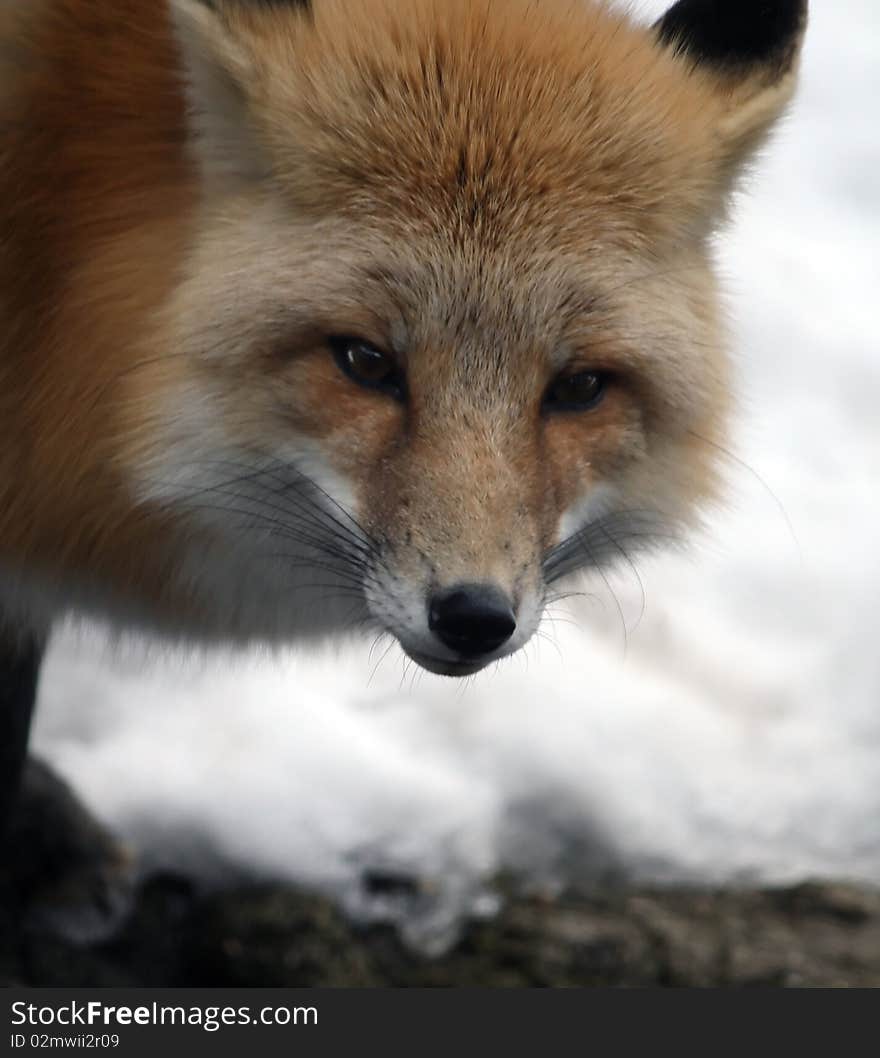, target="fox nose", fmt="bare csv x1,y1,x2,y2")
428,584,517,659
